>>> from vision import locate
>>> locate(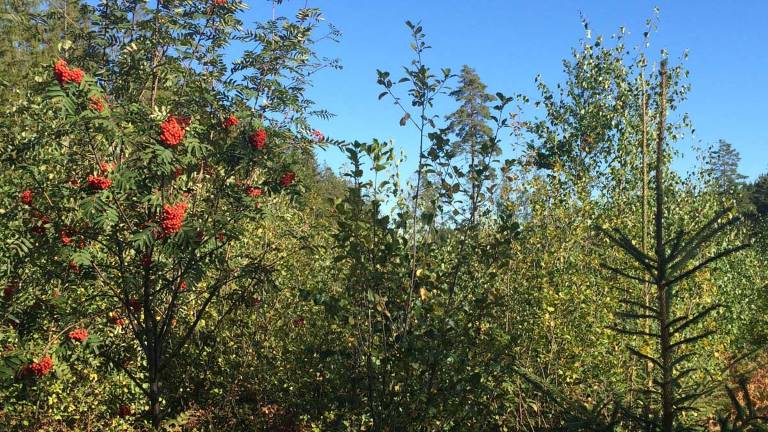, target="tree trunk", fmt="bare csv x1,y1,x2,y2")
149,375,161,428
640,76,654,428
654,60,673,432
147,326,161,428
470,147,477,225
143,255,162,429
